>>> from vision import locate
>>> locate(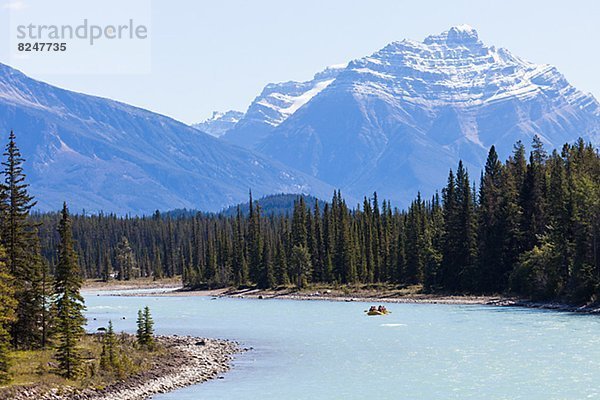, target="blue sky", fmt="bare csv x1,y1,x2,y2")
1,0,598,124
